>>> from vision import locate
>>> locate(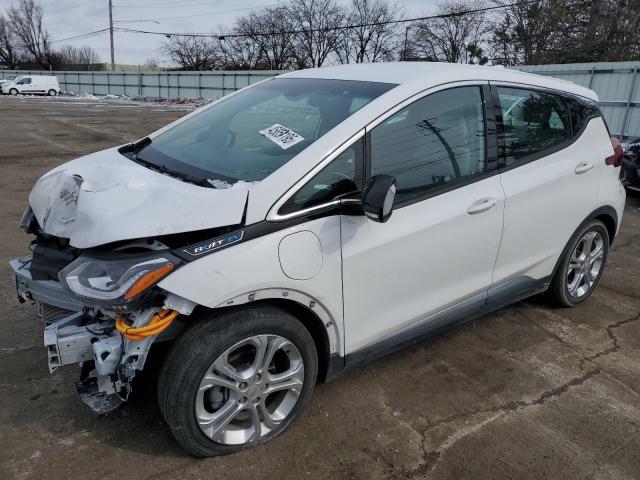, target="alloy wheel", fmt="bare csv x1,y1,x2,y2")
566,230,604,298
195,334,304,445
